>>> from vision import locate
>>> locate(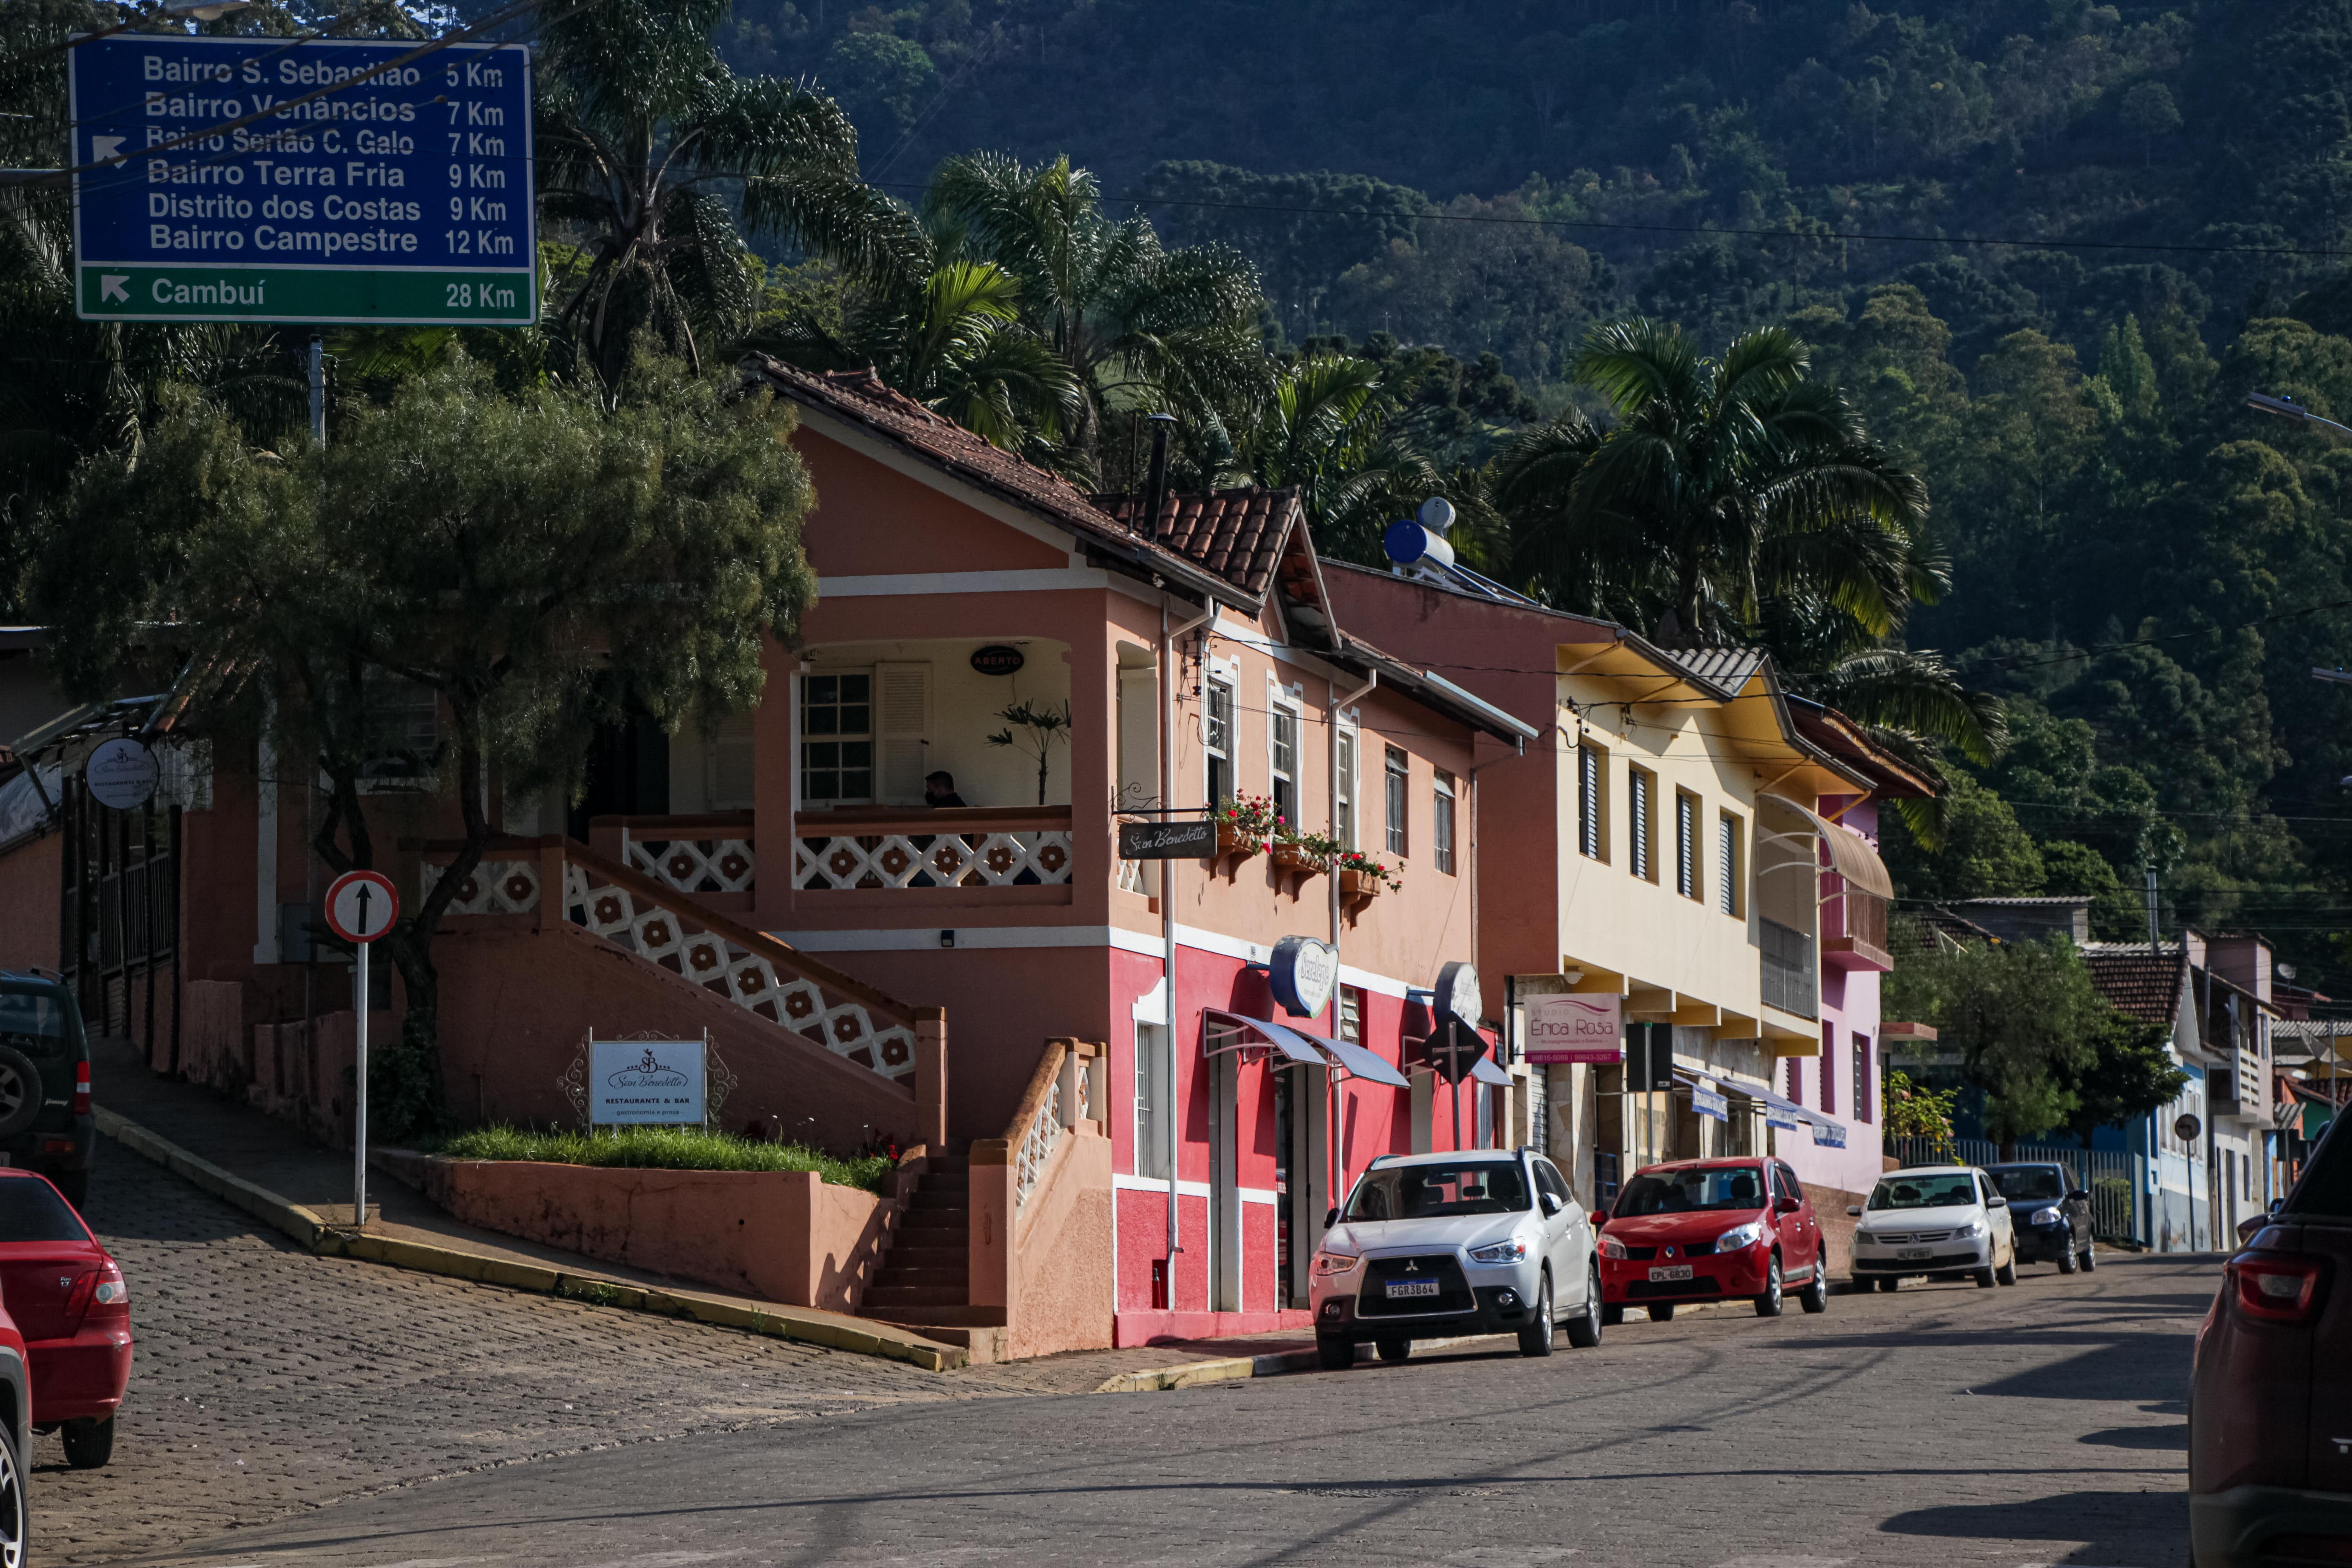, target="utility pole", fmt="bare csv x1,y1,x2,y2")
2145,864,2160,956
